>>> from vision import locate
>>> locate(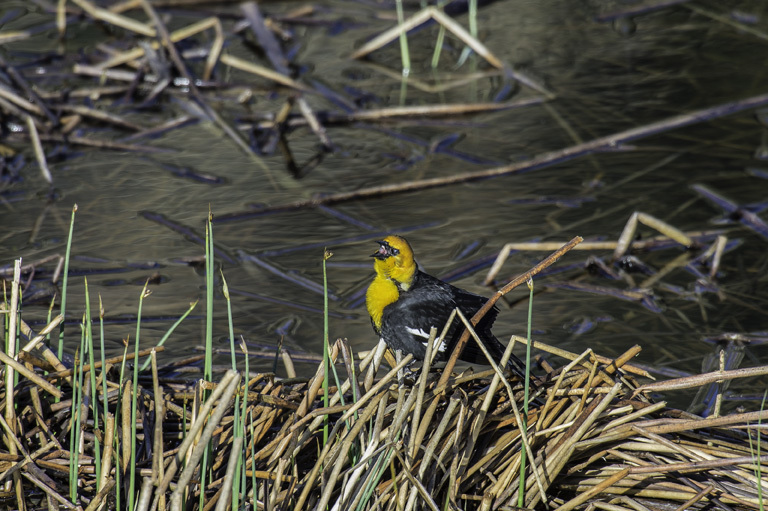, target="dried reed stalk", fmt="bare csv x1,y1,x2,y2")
2,304,766,511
